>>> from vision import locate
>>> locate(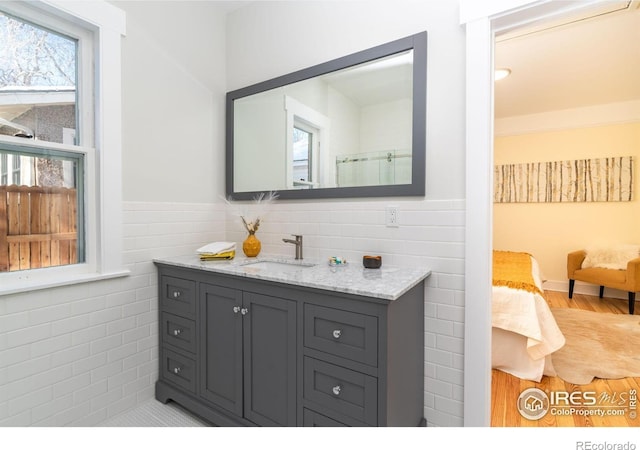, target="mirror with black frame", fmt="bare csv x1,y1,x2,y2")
226,31,427,200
